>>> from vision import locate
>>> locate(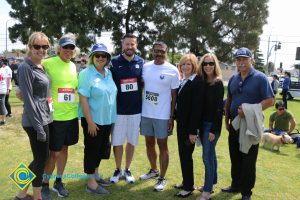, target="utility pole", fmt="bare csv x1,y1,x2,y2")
5,19,14,53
